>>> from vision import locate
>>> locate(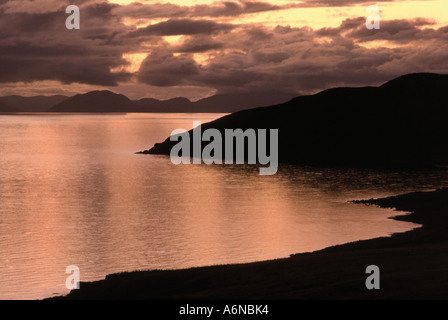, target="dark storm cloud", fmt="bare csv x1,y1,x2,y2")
347,18,444,43
317,16,447,43
136,16,448,94
113,0,292,19
128,19,235,37
137,50,263,90
0,56,130,85
137,51,201,86
83,1,117,16
0,0,135,85
0,11,62,32
175,36,224,53
1,0,447,95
